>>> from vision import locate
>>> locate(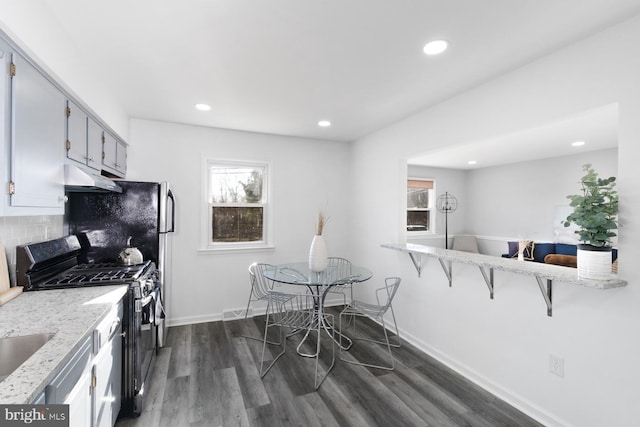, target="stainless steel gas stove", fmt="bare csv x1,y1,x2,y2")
16,235,161,418
40,262,152,289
